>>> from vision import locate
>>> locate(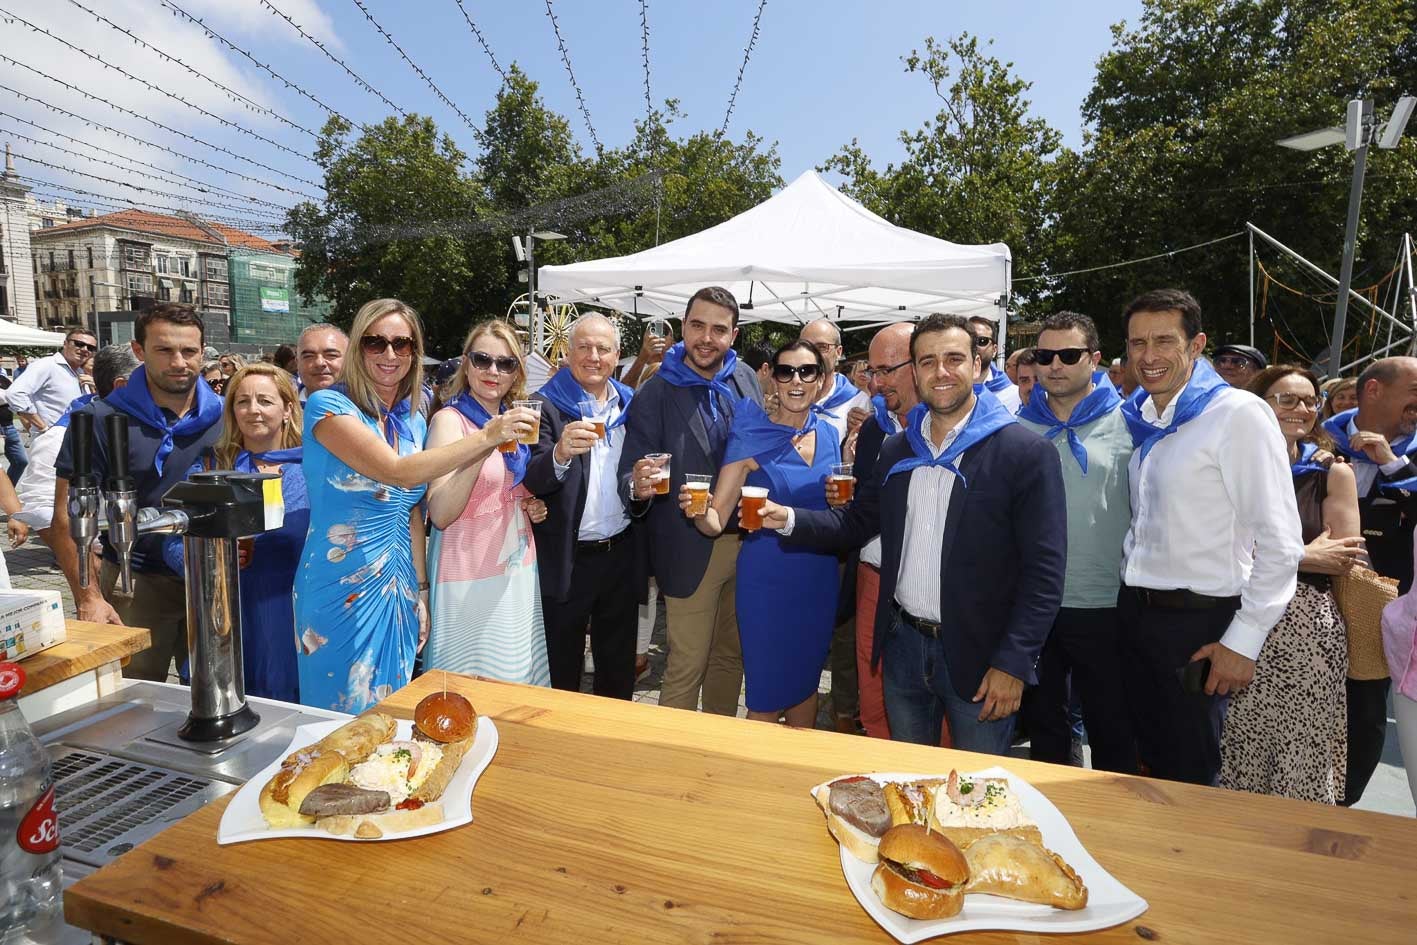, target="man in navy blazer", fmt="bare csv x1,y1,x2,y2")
760,313,1066,753
618,287,764,715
